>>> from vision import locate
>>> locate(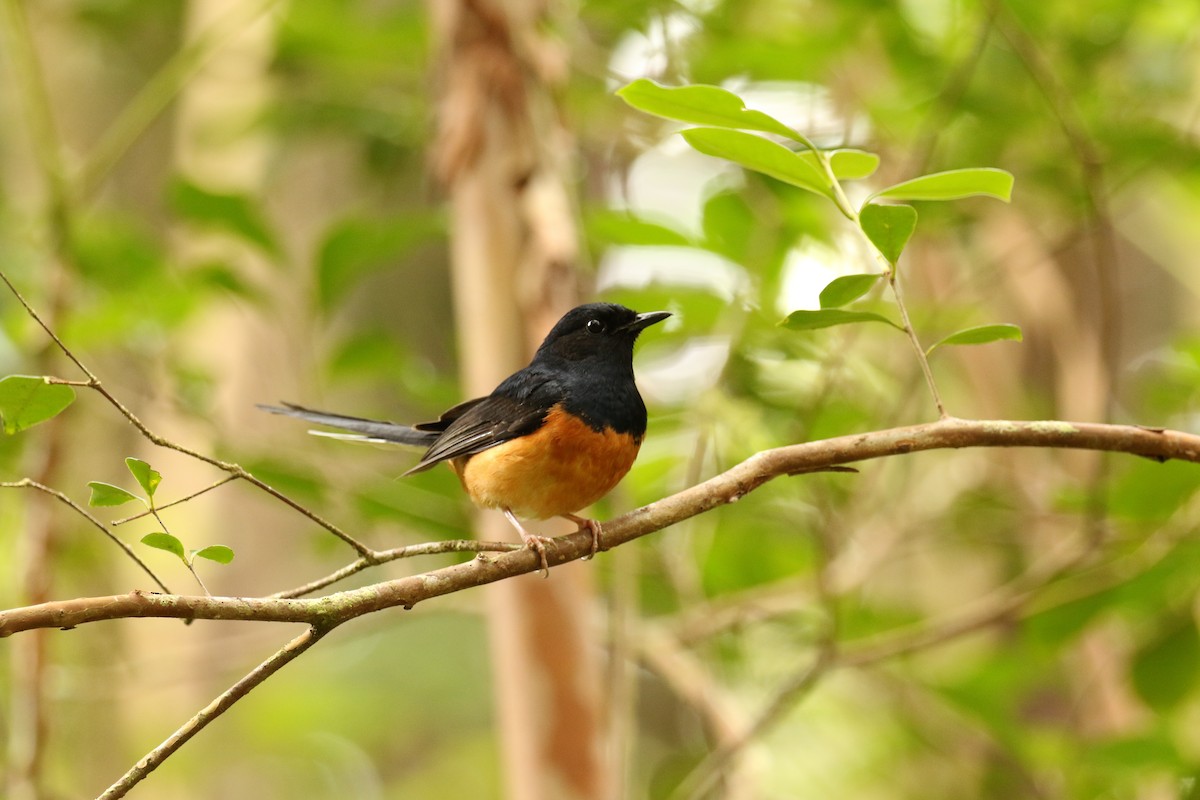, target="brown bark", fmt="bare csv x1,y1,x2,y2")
3,416,1197,637
428,2,605,798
